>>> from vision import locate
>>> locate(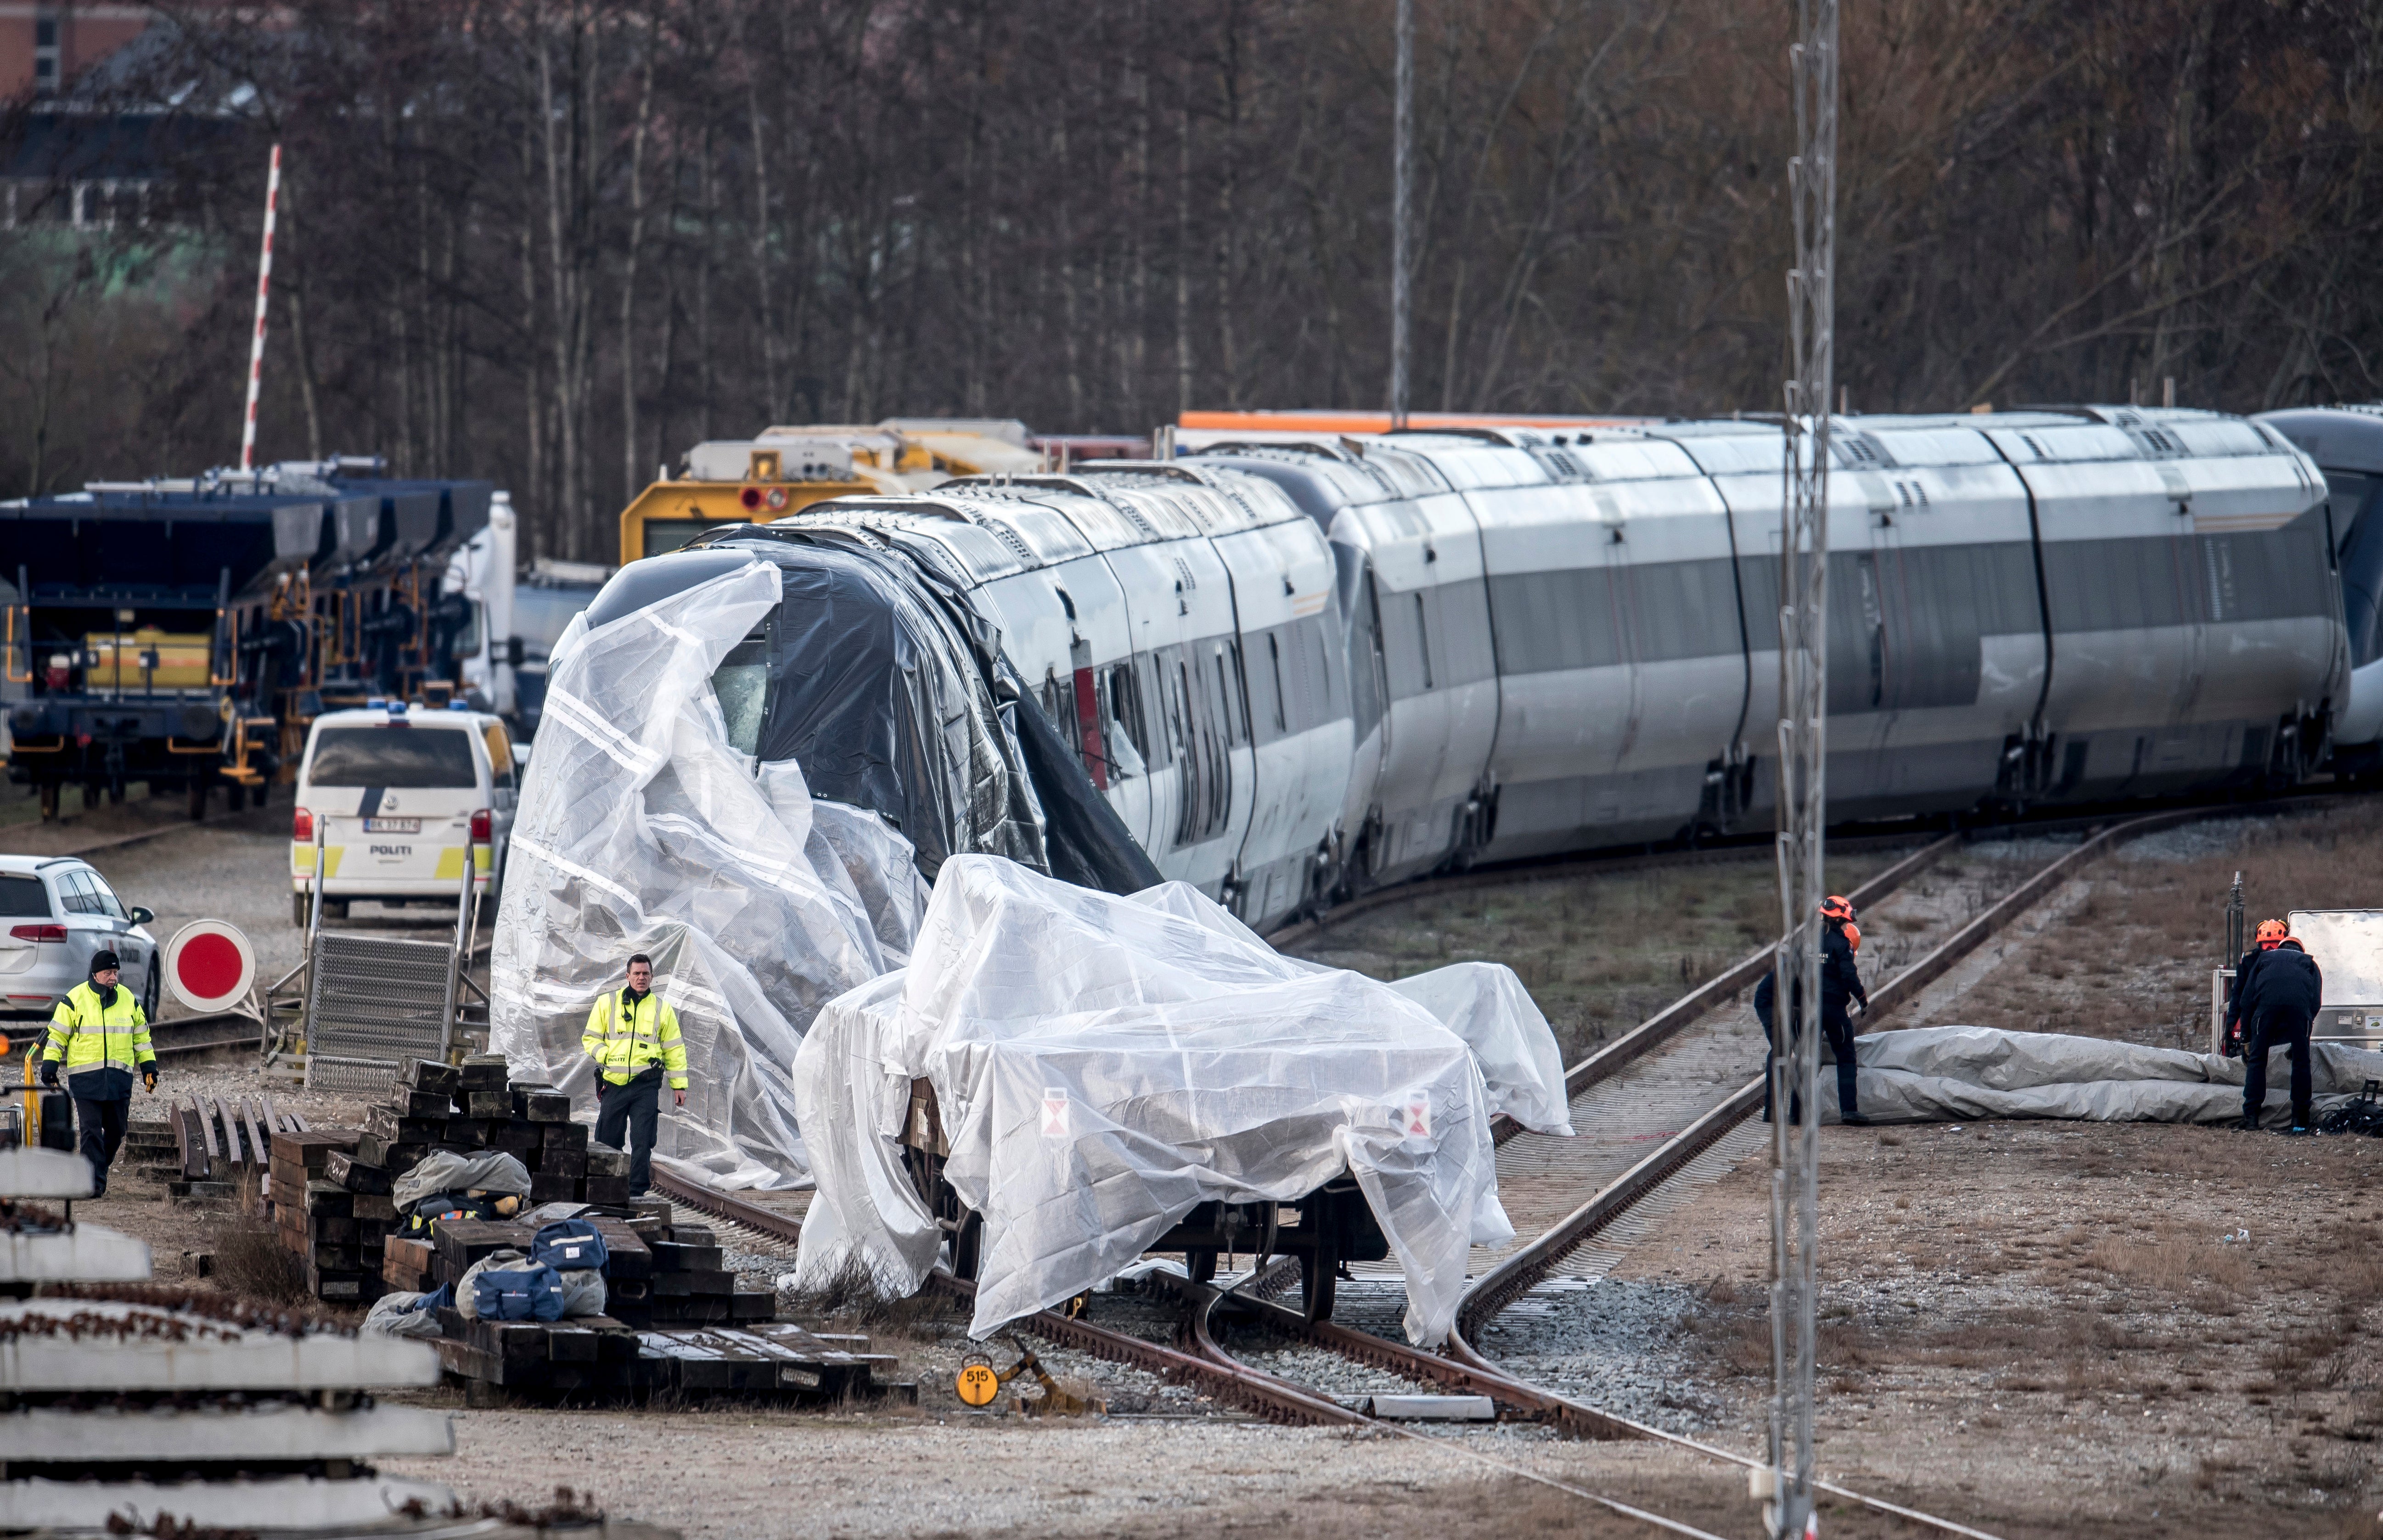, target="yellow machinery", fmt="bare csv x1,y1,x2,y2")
80,628,213,691
617,420,1049,566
